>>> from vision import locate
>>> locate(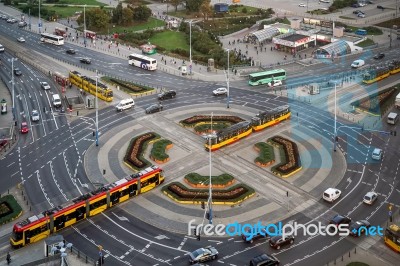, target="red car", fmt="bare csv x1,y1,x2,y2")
20,122,29,134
